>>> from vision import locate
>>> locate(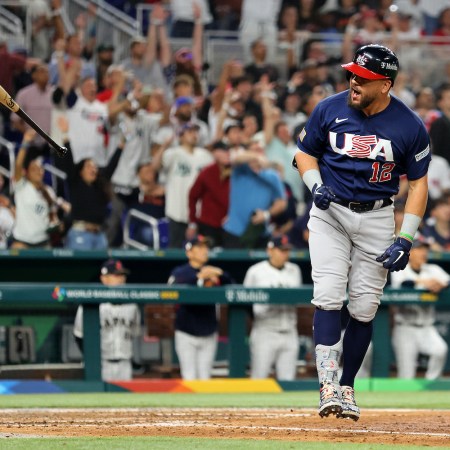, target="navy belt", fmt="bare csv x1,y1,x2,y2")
334,198,393,213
